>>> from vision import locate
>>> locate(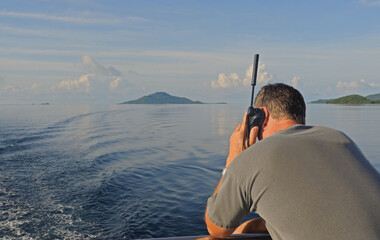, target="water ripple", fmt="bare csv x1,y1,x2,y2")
0,105,228,239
